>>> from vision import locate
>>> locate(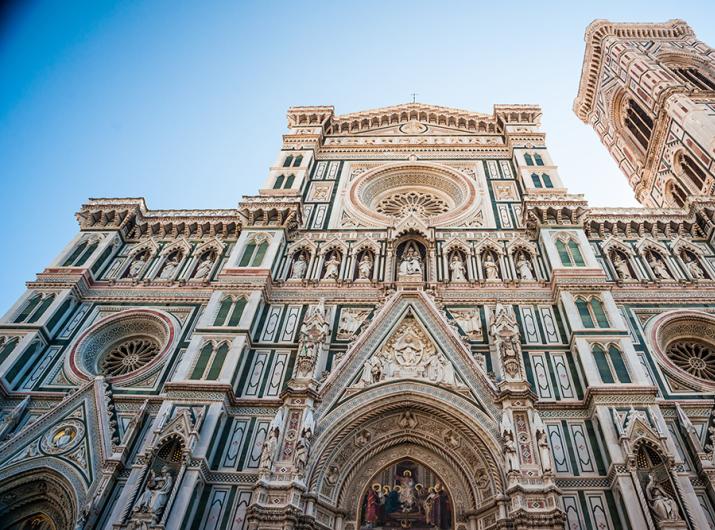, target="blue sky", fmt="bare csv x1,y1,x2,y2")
0,0,713,312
